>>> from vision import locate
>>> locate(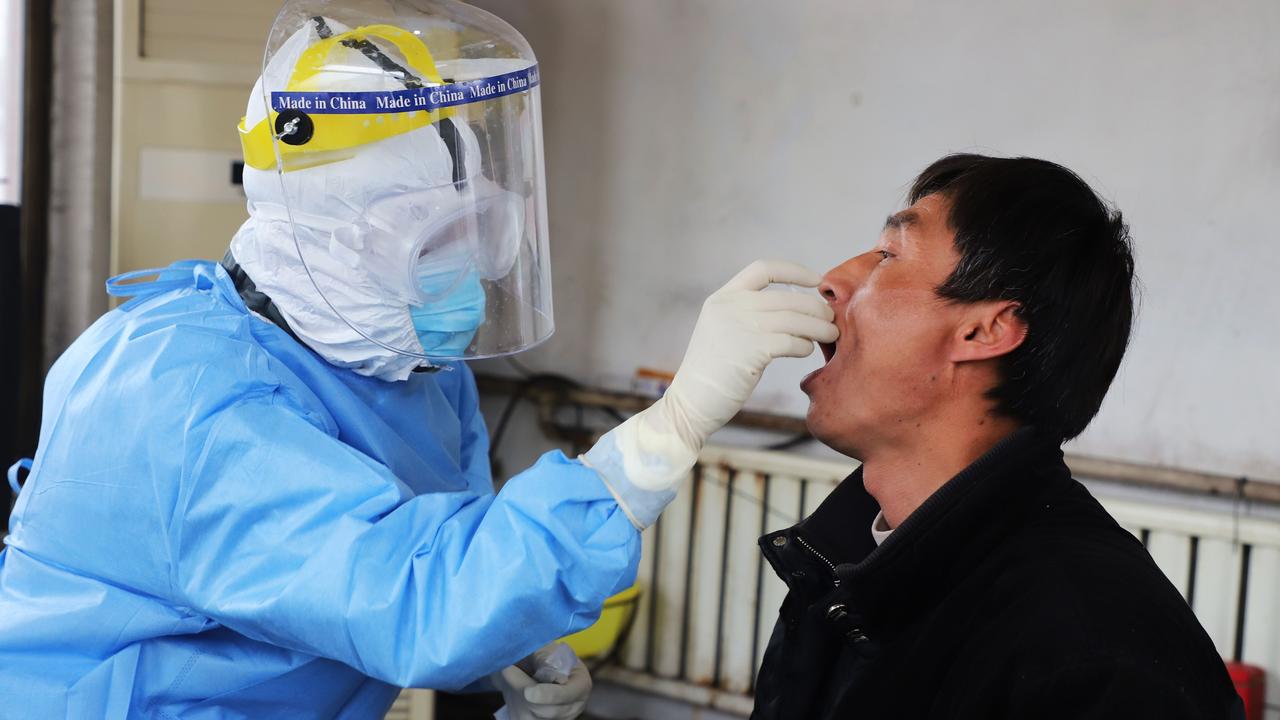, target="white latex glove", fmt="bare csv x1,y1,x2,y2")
582,260,837,526
492,643,591,720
